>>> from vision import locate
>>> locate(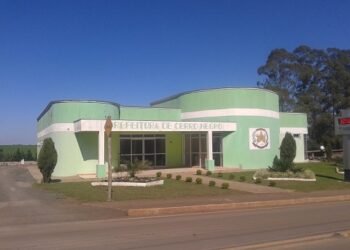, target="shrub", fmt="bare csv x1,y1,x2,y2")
156,172,162,178
209,180,216,187
185,177,193,183
280,133,296,164
38,138,57,183
221,182,229,189
196,169,202,175
229,173,235,180
253,169,270,179
217,172,223,178
124,159,150,178
269,181,276,187
206,171,212,176
270,133,296,172
175,175,182,180
166,173,172,179
254,169,315,179
239,176,246,182
254,178,262,184
195,177,202,184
